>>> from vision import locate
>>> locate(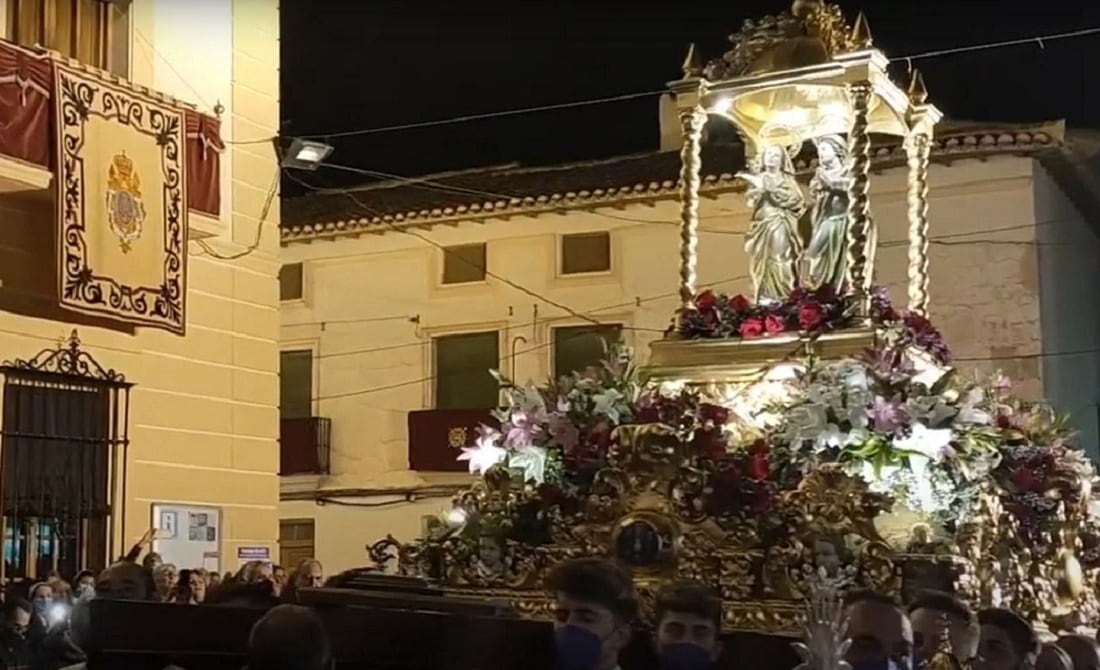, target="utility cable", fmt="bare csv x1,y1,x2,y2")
284,27,1100,141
